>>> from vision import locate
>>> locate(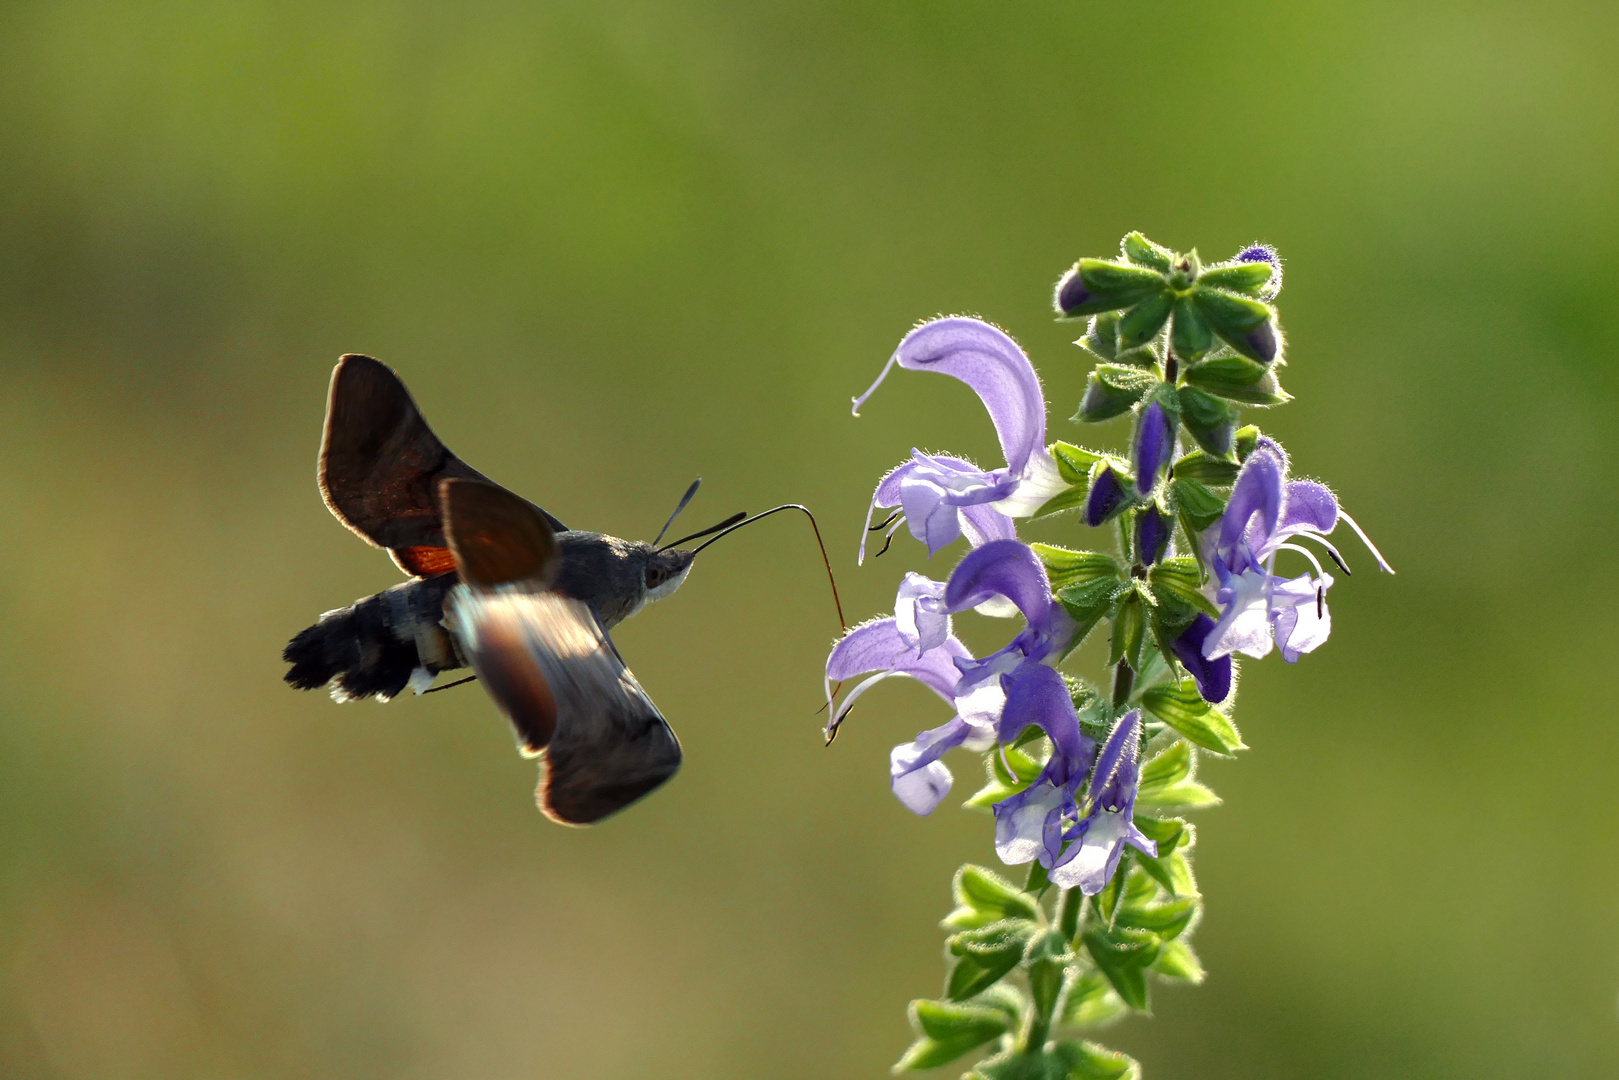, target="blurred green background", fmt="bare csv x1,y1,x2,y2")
0,1,1614,1077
